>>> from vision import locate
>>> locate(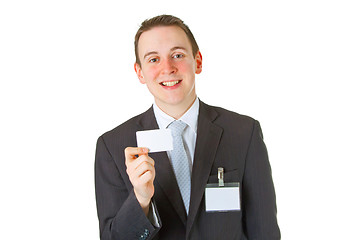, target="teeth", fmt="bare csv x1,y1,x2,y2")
162,81,179,87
